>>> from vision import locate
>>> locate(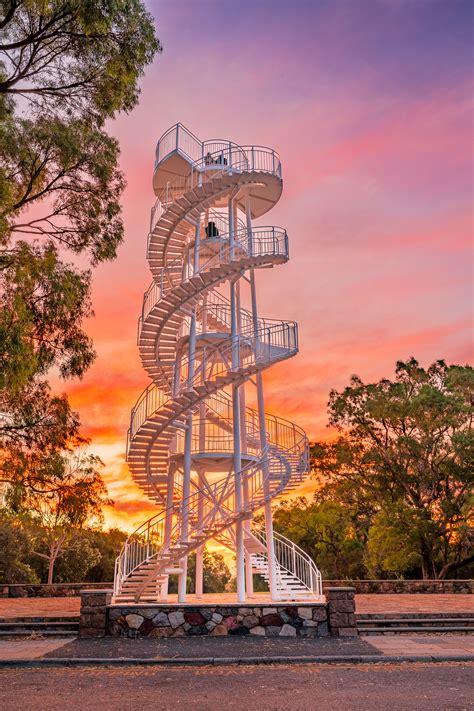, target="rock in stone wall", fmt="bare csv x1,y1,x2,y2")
107,604,329,638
